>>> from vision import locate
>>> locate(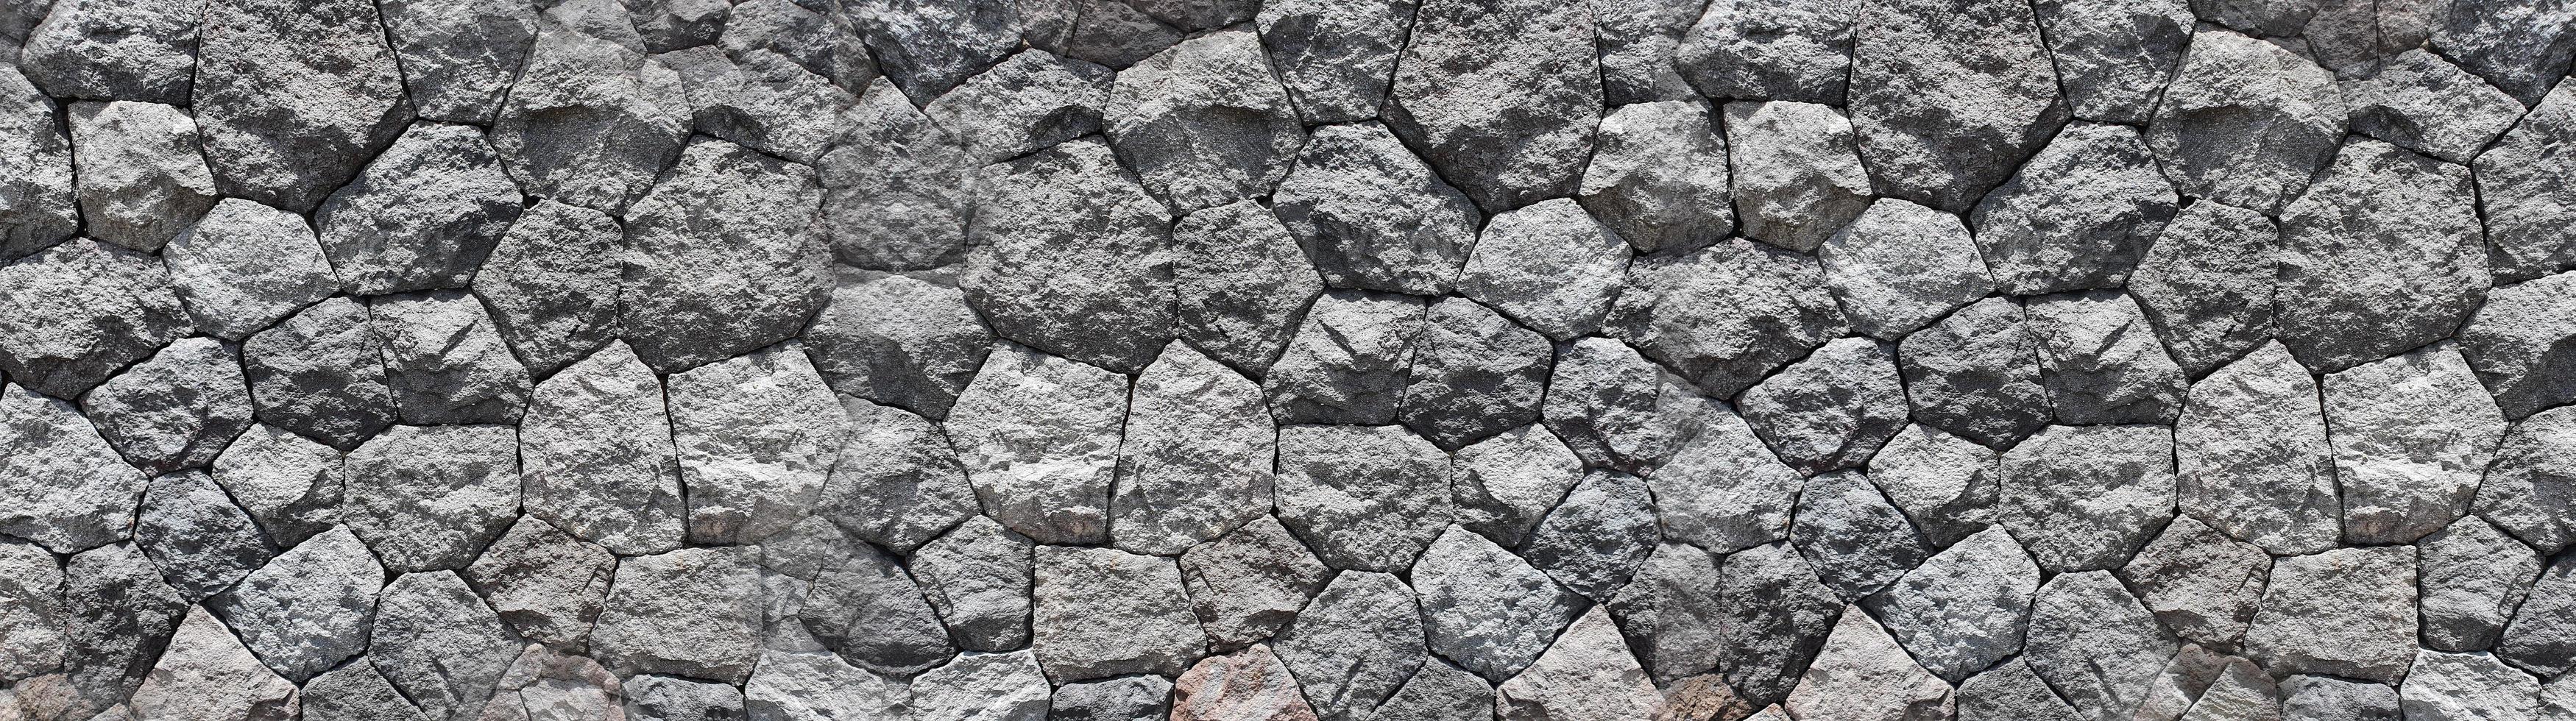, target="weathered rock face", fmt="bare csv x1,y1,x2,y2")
1271,122,1480,296
1580,101,1733,255
665,342,840,546
314,123,522,296
1031,545,1206,683
1273,423,1453,572
340,424,519,573
1848,0,2066,212
2243,547,2420,683
2149,29,2346,214
1999,424,2176,573
66,101,216,253
163,199,336,341
616,138,828,374
1607,239,1848,397
194,0,411,213
946,342,1128,546
591,547,763,684
963,137,1175,373
1115,341,1275,554
1383,0,1601,211
2274,138,2488,373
